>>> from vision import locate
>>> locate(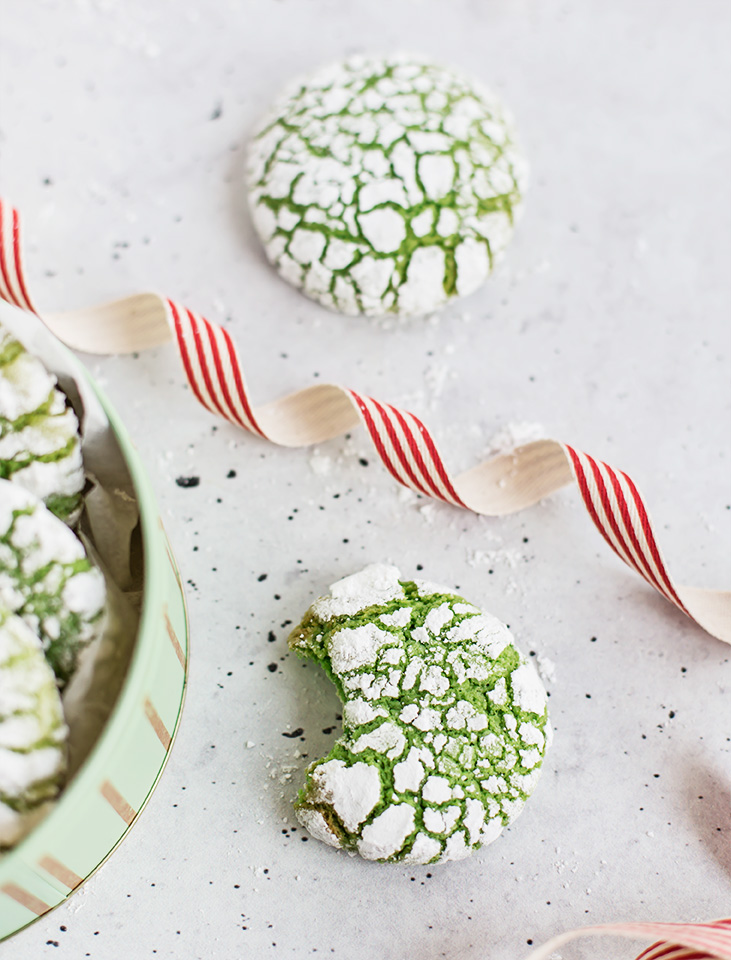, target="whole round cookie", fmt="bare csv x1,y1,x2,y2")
0,610,68,849
247,54,527,318
0,480,106,685
288,564,550,864
0,324,84,524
